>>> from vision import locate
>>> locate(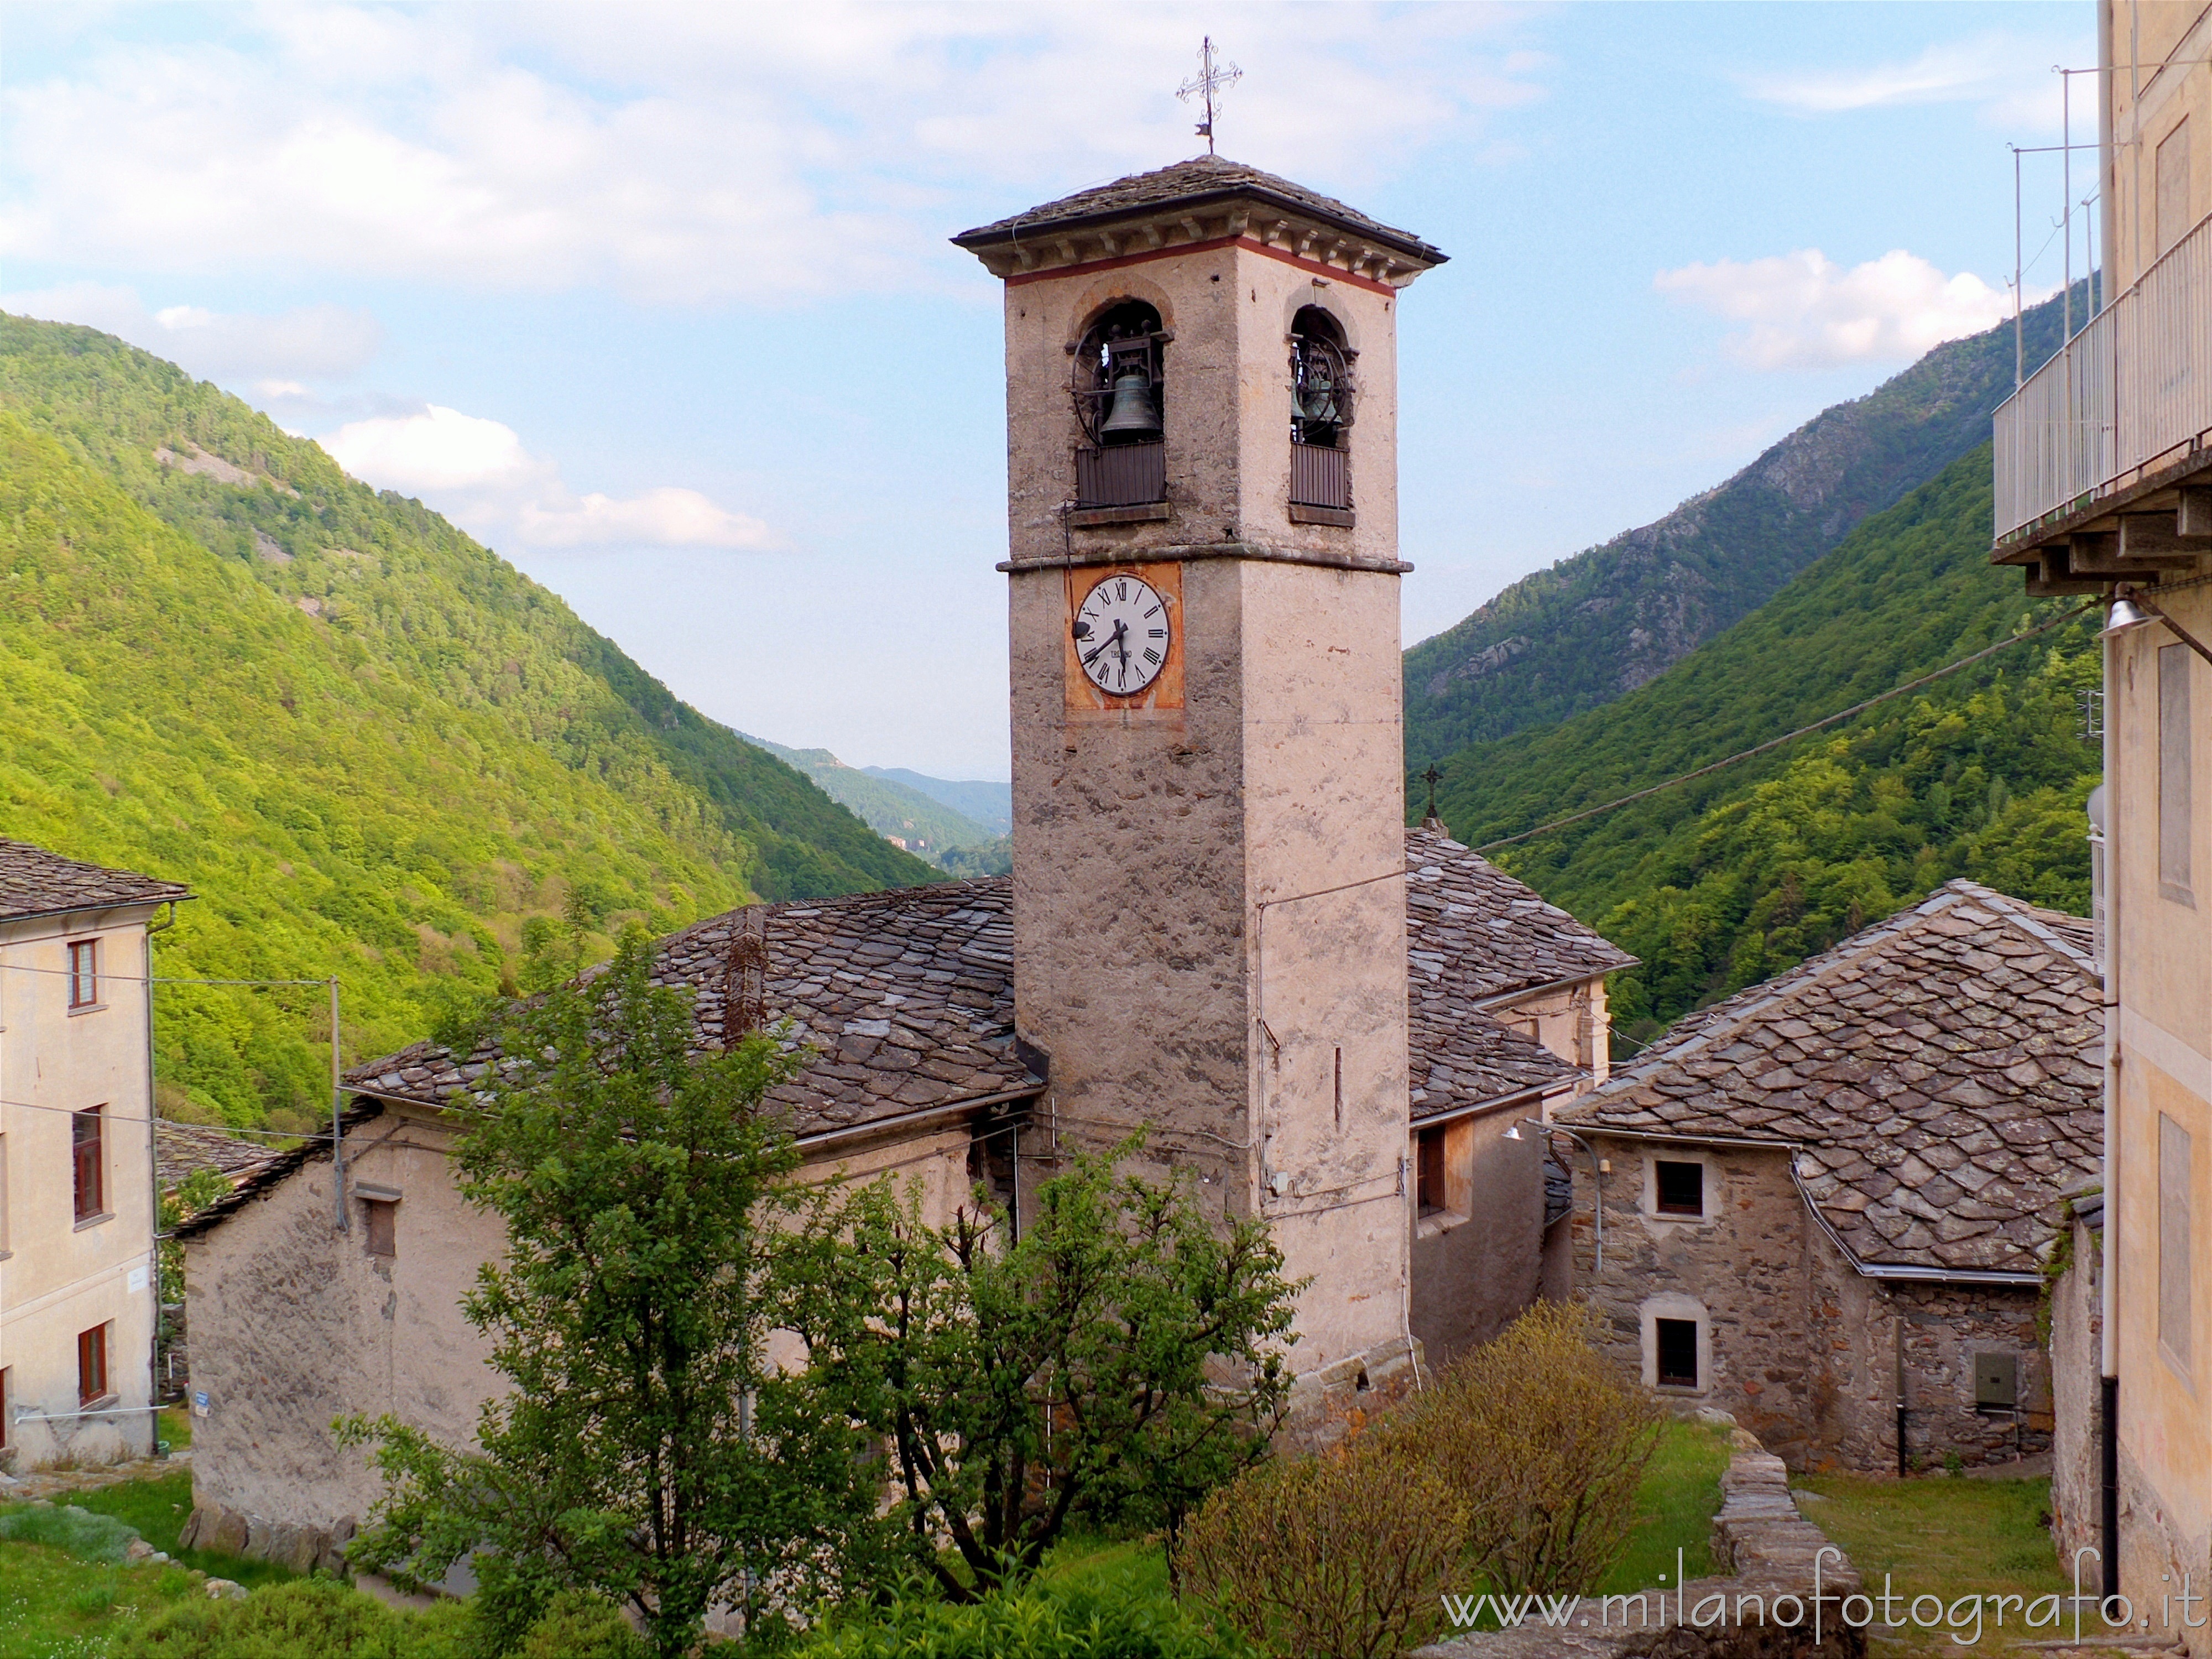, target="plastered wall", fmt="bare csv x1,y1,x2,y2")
0,907,160,1470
